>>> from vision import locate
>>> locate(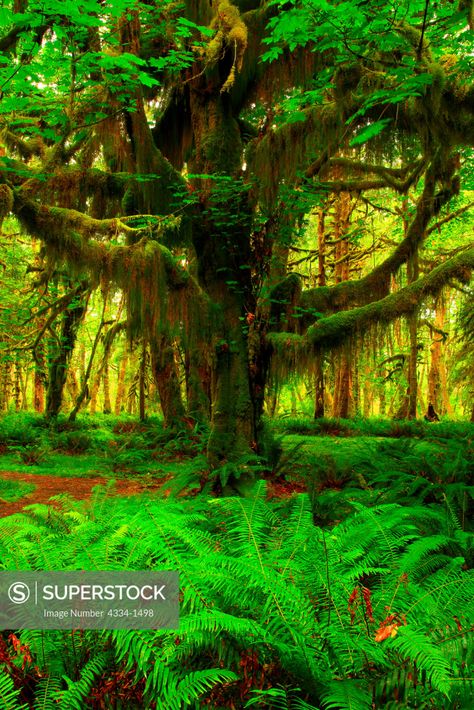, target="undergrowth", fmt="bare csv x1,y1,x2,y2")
0,484,472,709
0,478,35,503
